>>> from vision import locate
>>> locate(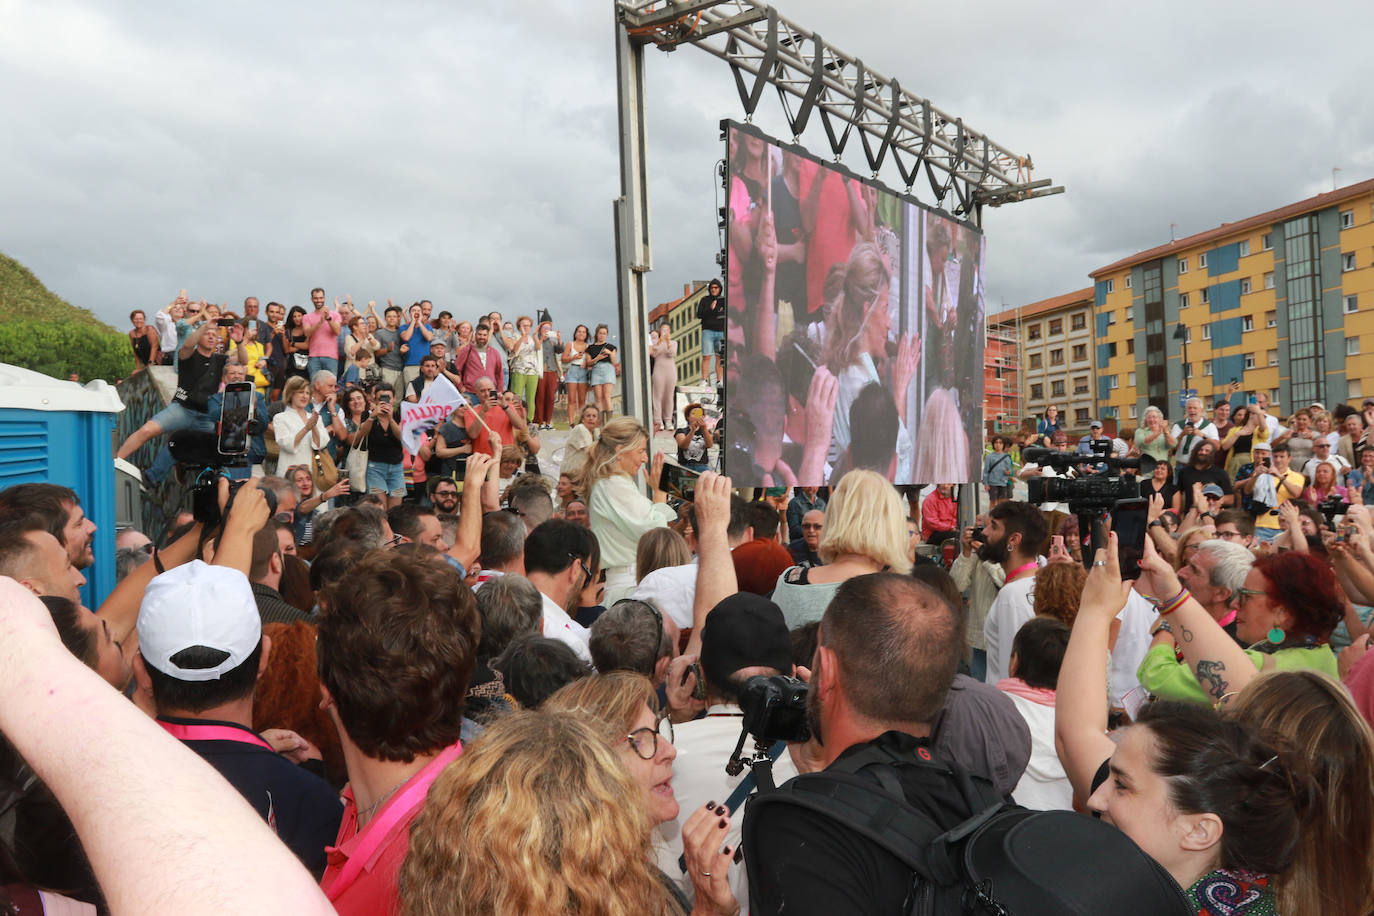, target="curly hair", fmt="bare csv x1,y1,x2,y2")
253,621,346,787
1032,562,1087,627
1252,552,1343,645
400,711,675,916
